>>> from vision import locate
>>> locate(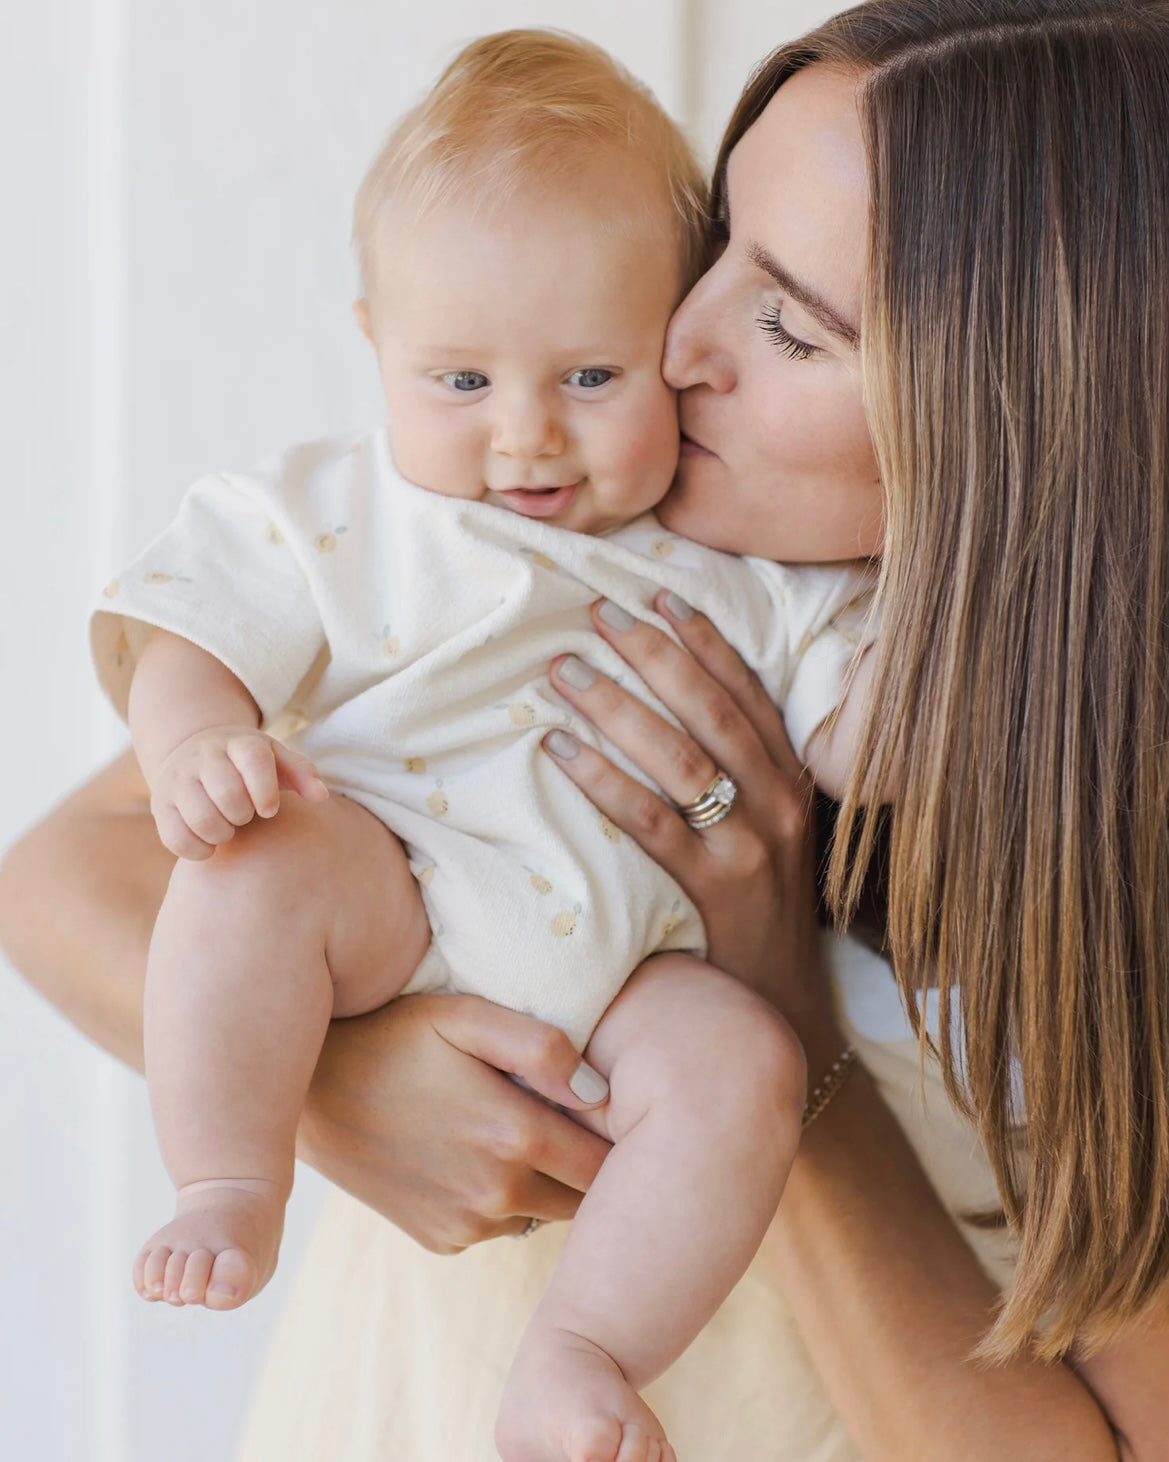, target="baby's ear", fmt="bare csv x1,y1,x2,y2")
352,297,375,344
